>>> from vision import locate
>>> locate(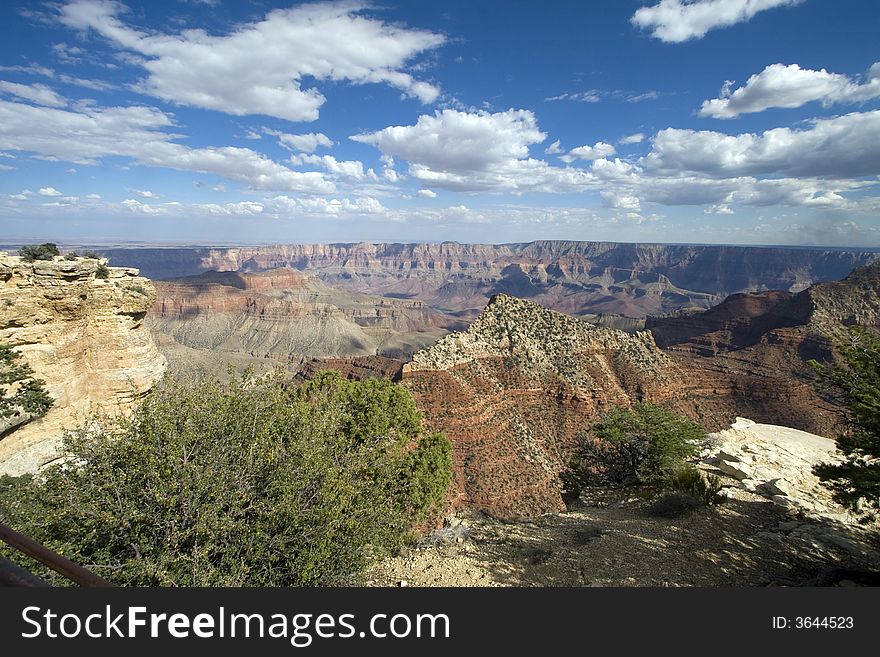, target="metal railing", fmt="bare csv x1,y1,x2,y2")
0,521,113,587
